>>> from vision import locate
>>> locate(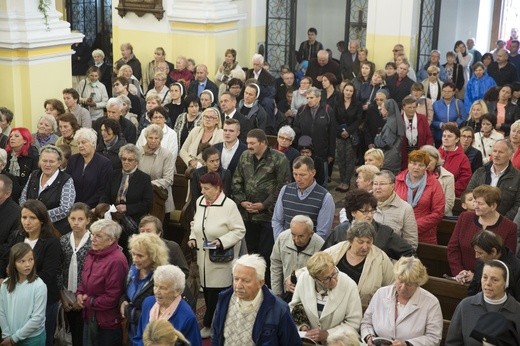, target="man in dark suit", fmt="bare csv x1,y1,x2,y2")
387,62,415,106
339,40,359,80
187,64,218,98
0,174,20,249
213,118,247,177
305,50,341,89
218,92,252,142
